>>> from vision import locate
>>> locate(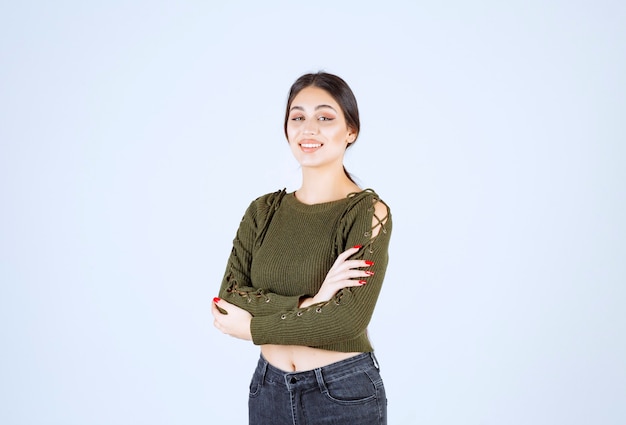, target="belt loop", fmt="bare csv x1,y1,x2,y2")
314,368,328,394
260,356,269,385
370,352,380,370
